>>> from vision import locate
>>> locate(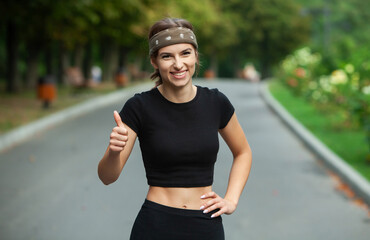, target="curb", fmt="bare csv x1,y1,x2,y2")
0,82,153,153
259,81,370,206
